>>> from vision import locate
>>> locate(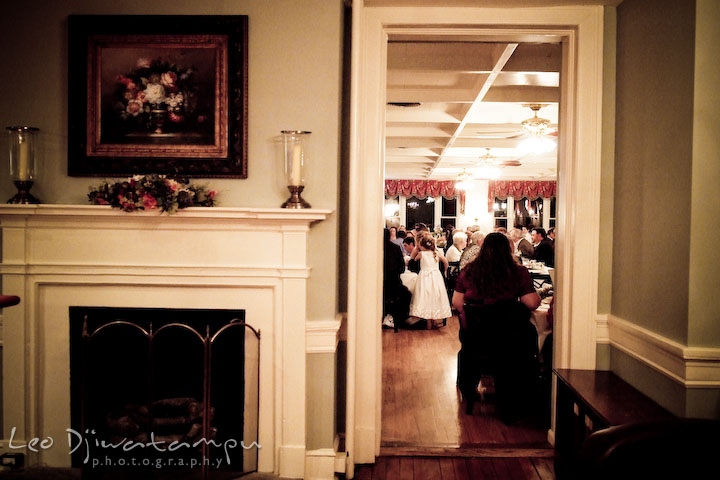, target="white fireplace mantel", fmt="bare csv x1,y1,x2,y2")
0,204,331,478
